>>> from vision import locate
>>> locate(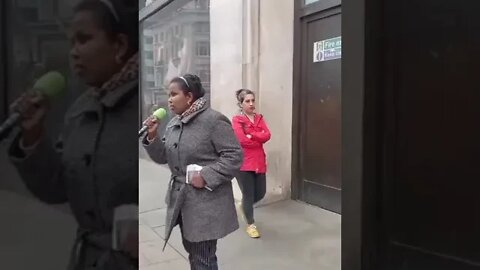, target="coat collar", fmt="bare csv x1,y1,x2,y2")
239,112,262,126
67,79,138,118
98,79,138,108
168,105,209,128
